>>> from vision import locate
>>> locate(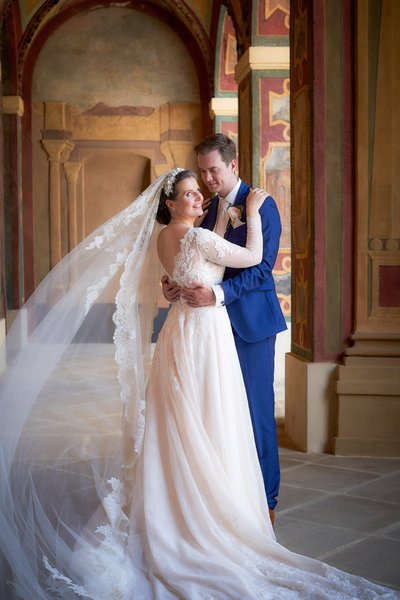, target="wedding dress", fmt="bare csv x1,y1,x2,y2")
0,171,398,599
